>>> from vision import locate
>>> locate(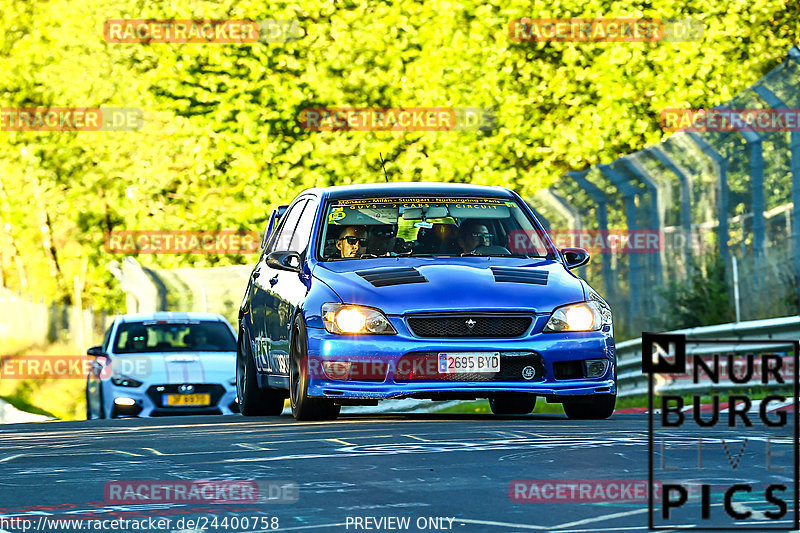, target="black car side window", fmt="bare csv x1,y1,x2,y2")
268,199,307,254
101,324,113,352
289,200,318,253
